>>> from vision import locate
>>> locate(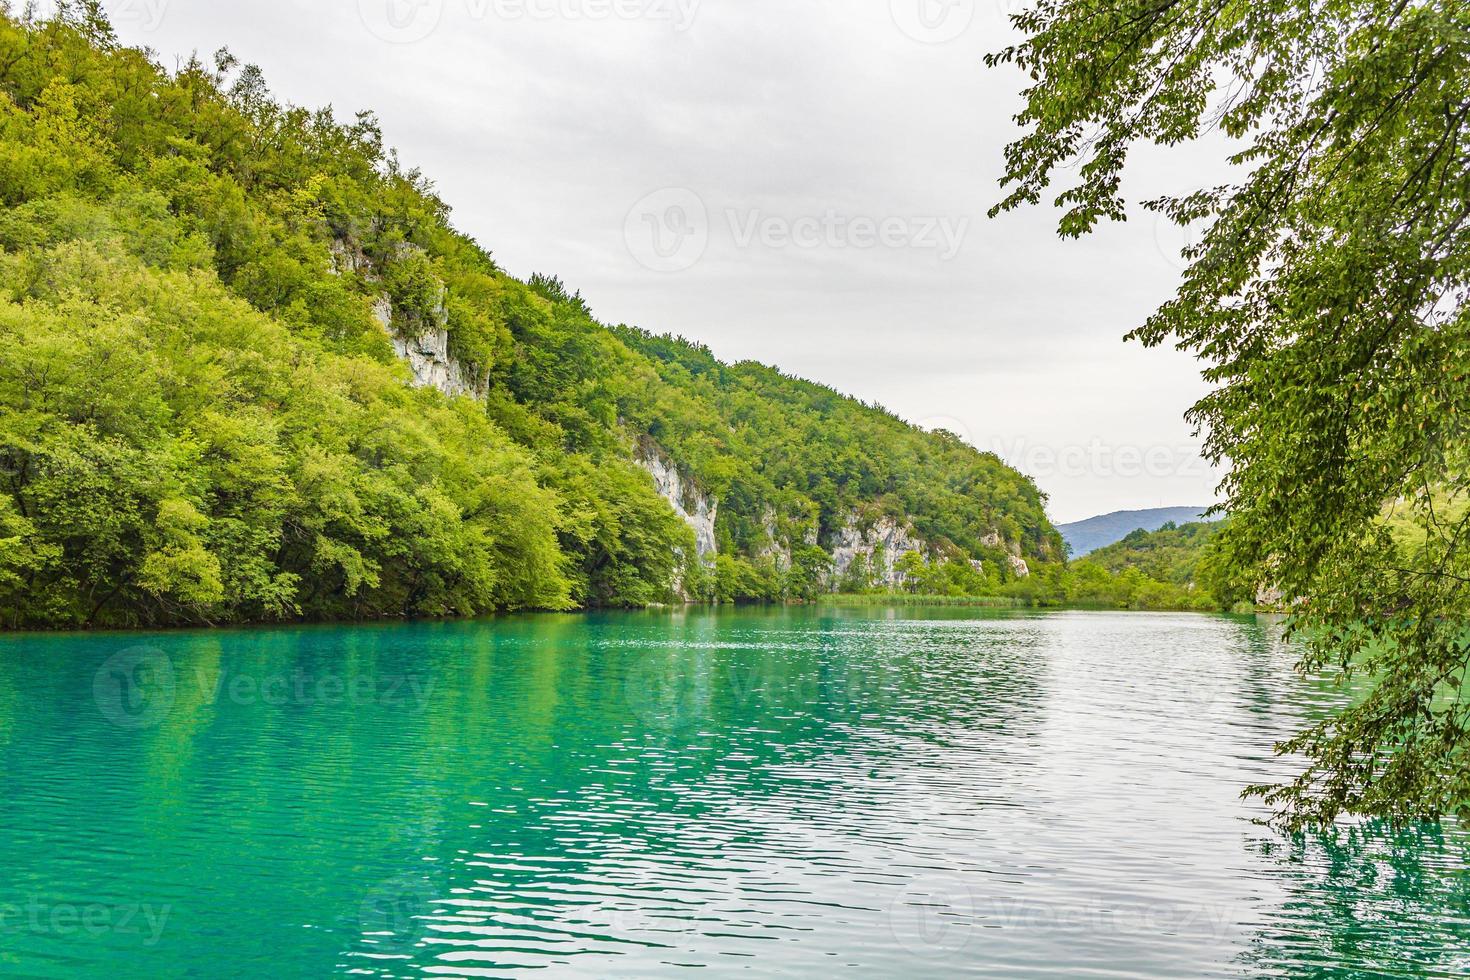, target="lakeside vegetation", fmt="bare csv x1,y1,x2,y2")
0,6,1262,637
820,520,1246,612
